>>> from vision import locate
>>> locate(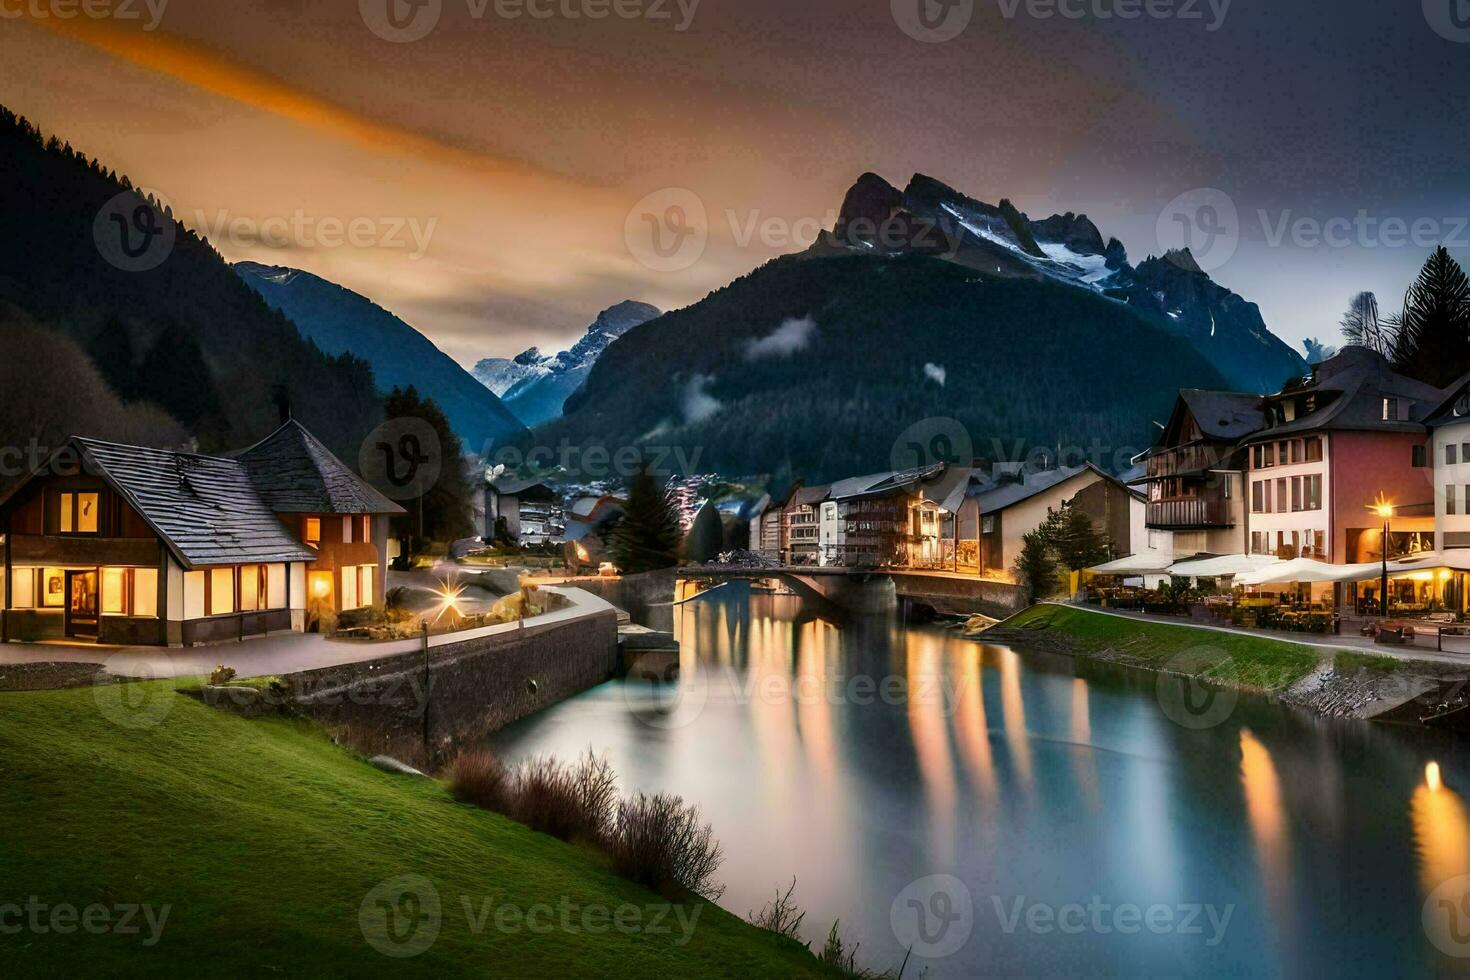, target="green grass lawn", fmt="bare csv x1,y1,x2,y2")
0,684,832,978
1000,604,1320,691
